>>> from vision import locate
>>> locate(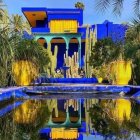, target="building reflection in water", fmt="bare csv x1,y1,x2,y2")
40,98,102,140
13,98,132,139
